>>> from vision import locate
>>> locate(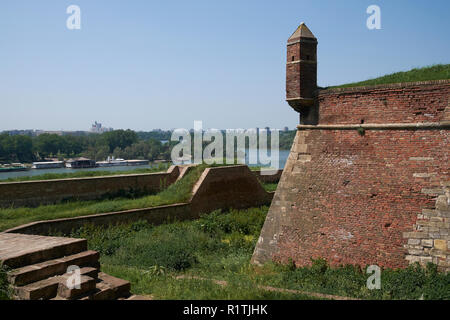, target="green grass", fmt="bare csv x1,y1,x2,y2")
0,164,208,232
67,207,450,300
331,64,449,88
71,206,314,299
101,264,316,300
0,163,170,183
262,183,278,192
0,163,278,232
